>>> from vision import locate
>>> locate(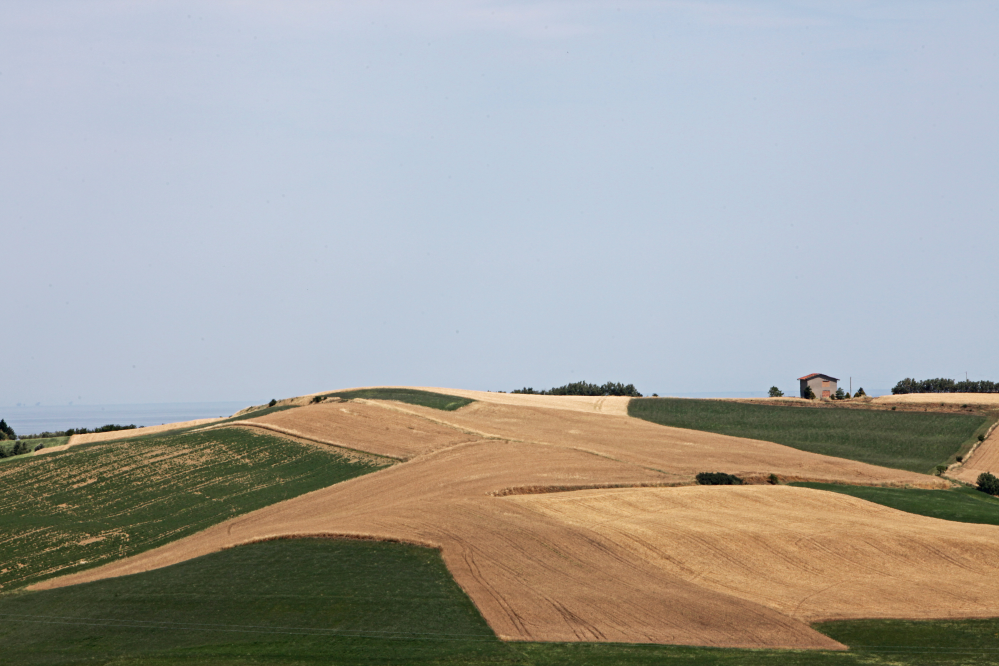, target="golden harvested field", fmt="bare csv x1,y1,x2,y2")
238,401,475,460
33,393,990,651
874,393,999,407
